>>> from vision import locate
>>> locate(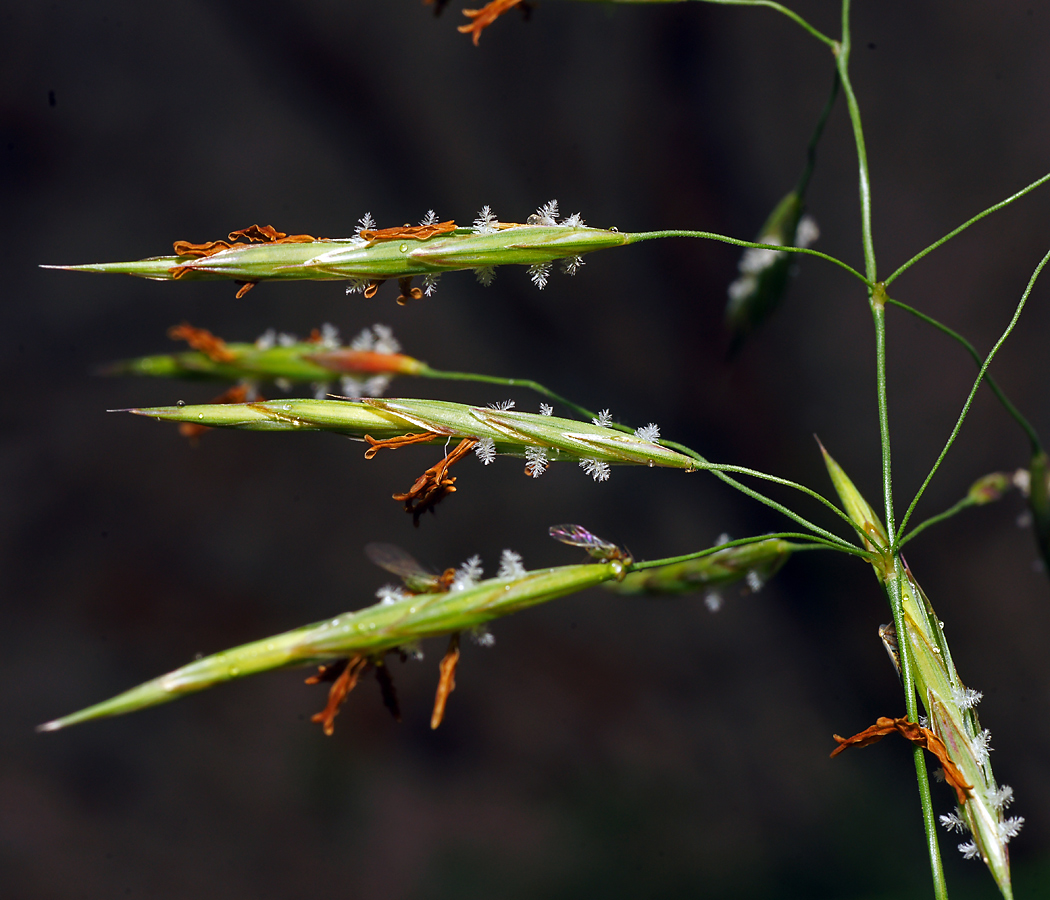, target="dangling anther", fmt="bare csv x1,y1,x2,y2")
234,281,256,299
830,715,973,804
393,437,478,525
373,658,402,722
363,280,386,299
396,277,424,306
363,431,439,459
309,654,368,736
430,633,461,729
168,322,236,362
